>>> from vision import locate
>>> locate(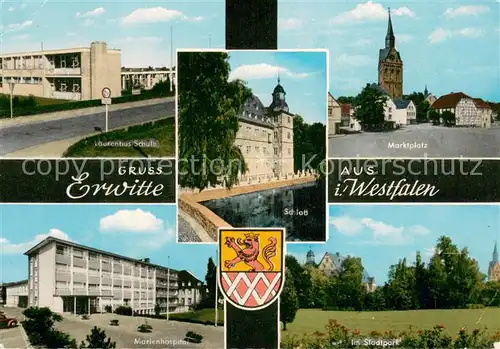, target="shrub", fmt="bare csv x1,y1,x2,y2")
137,320,152,333
22,307,77,348
184,331,203,343
104,305,112,313
109,319,119,326
466,303,485,309
114,305,132,316
79,326,116,348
